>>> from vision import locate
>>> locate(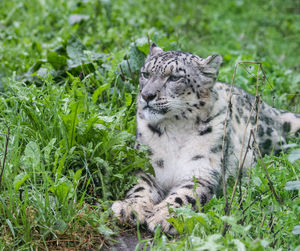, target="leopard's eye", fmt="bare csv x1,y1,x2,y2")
141,72,150,79
168,75,182,82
